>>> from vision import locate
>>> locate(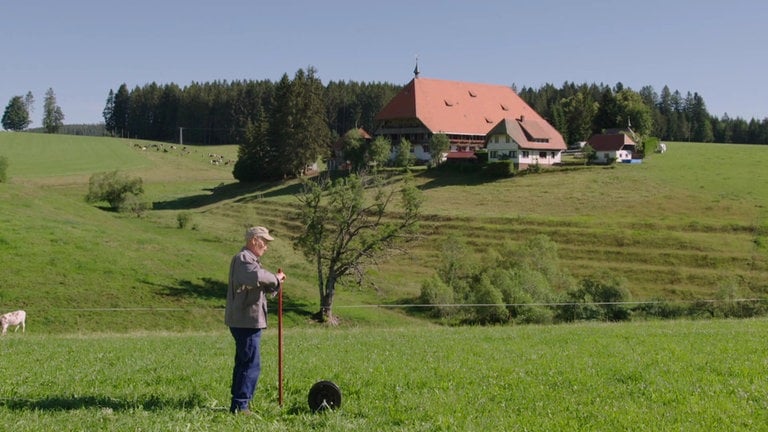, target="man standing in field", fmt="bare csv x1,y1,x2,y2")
225,226,286,415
